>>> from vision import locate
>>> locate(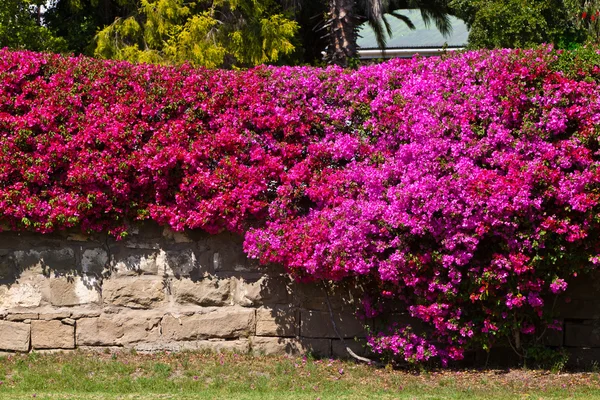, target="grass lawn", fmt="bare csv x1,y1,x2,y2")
0,351,599,399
